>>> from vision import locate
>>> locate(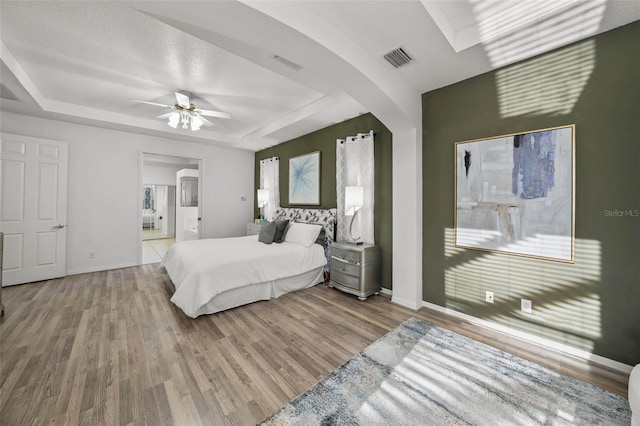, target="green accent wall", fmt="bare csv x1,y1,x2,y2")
422,22,639,365
255,113,393,289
